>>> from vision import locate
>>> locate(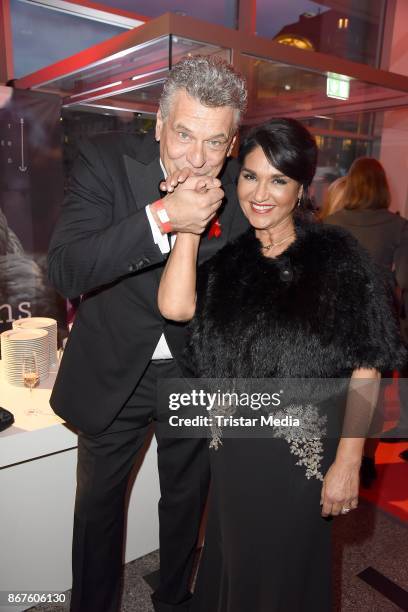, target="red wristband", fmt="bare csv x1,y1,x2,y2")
151,199,173,233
